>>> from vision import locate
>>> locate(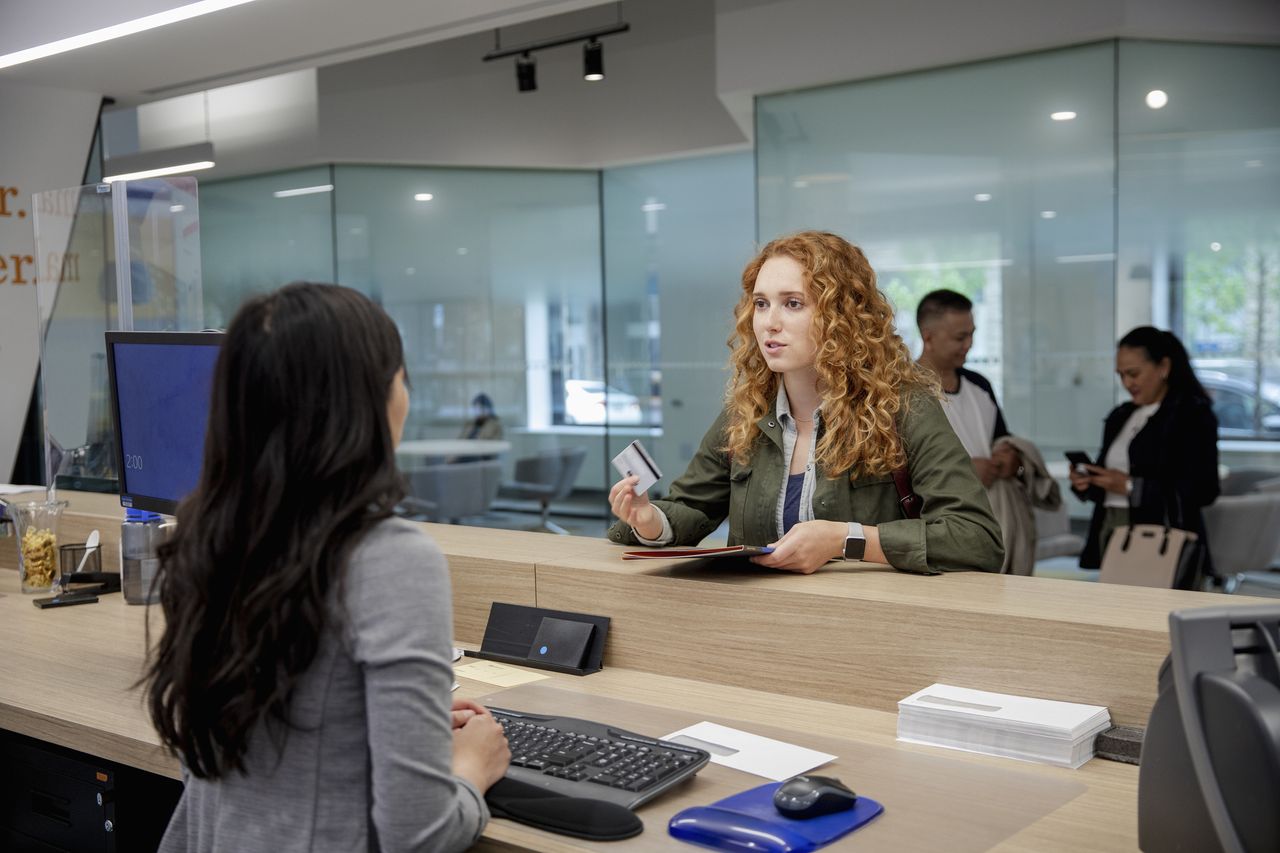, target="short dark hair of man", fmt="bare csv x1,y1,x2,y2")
916,289,973,329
